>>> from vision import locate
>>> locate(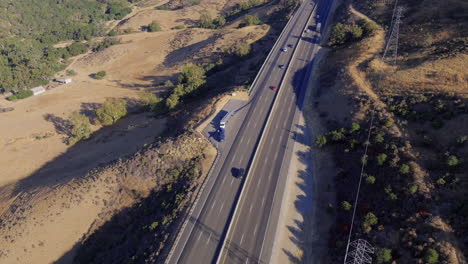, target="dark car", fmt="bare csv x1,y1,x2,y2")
287,44,293,48
231,168,245,178
279,64,285,69
270,85,278,91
